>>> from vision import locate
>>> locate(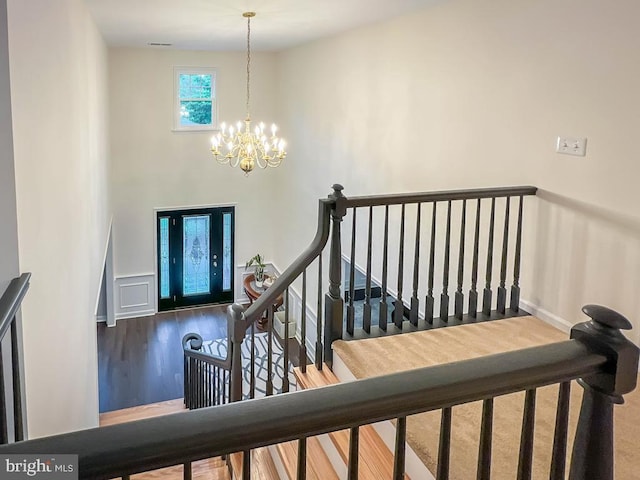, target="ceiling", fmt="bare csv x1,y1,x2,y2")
84,0,440,51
